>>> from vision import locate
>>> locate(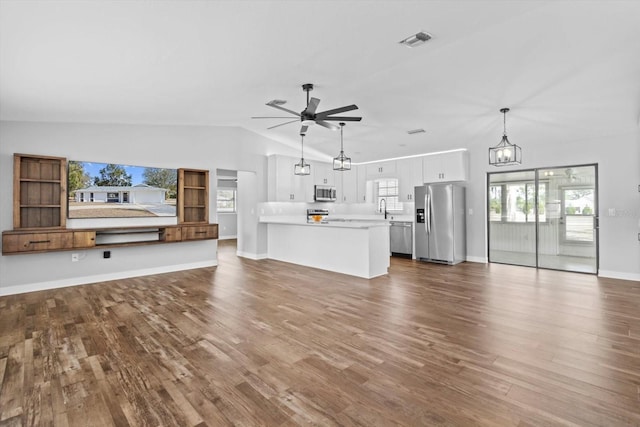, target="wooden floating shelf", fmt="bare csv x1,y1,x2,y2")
183,185,207,190
20,205,61,208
